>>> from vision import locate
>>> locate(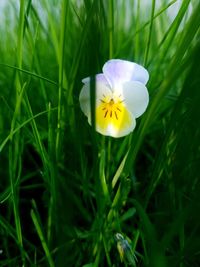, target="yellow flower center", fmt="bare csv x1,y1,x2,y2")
95,94,132,131
101,97,122,120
